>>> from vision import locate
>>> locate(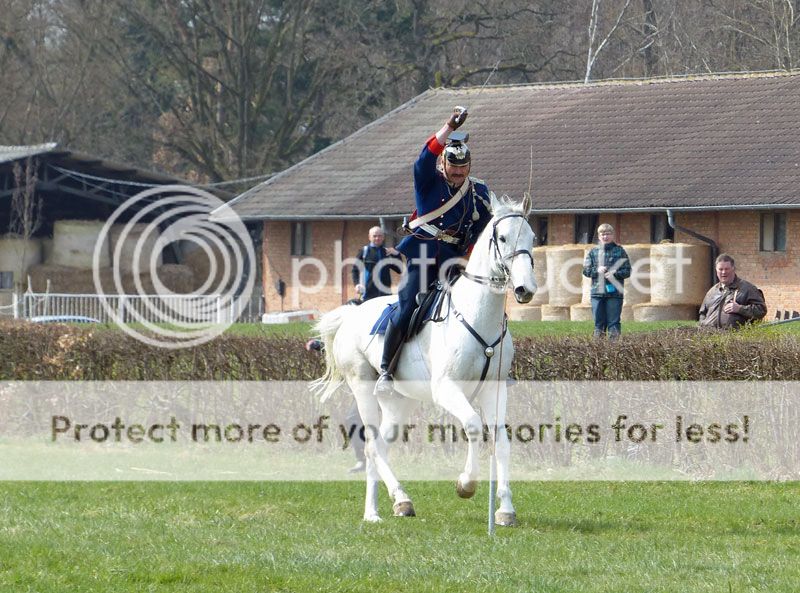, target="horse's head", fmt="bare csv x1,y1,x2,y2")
488,193,537,303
